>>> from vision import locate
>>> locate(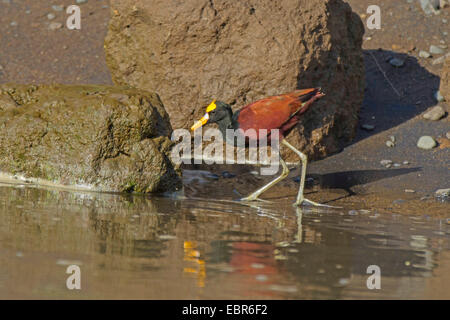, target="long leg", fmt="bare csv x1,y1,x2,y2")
281,139,336,207
241,157,289,202
294,207,303,243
